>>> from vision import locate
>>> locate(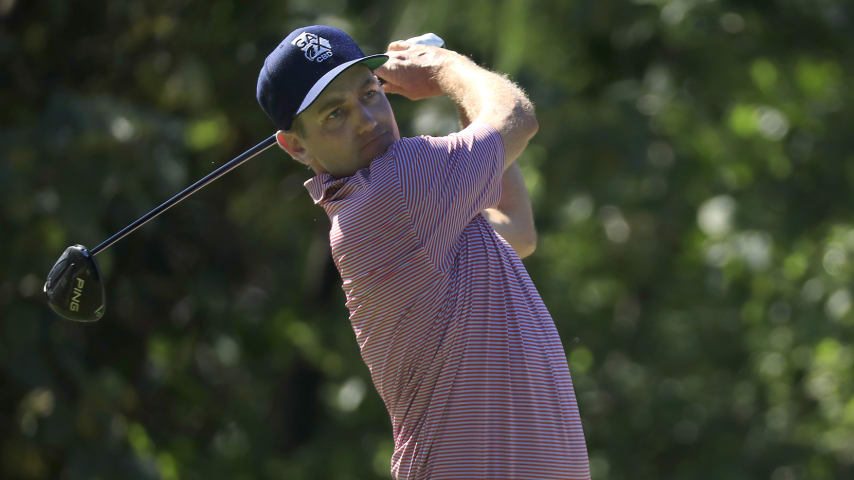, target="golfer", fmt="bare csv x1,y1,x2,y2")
257,25,590,479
